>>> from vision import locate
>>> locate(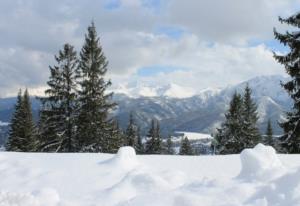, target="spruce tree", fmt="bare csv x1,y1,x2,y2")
6,89,37,152
241,85,261,148
274,12,300,153
125,113,138,147
136,127,144,154
106,119,124,153
179,137,193,155
76,22,116,152
6,90,24,151
265,119,274,147
215,92,244,154
145,119,162,154
165,135,174,155
39,44,78,152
